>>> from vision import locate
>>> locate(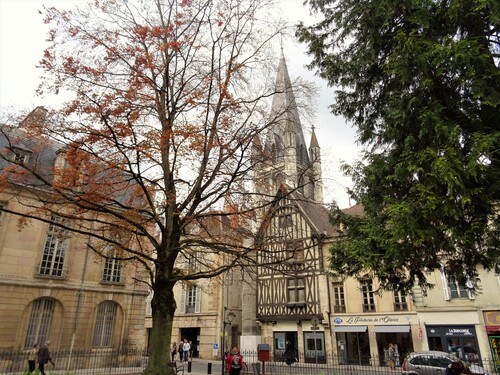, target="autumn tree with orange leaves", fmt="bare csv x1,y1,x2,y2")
0,1,317,374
